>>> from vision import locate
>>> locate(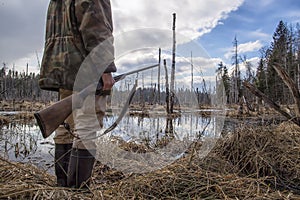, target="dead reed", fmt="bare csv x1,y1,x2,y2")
218,121,300,193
